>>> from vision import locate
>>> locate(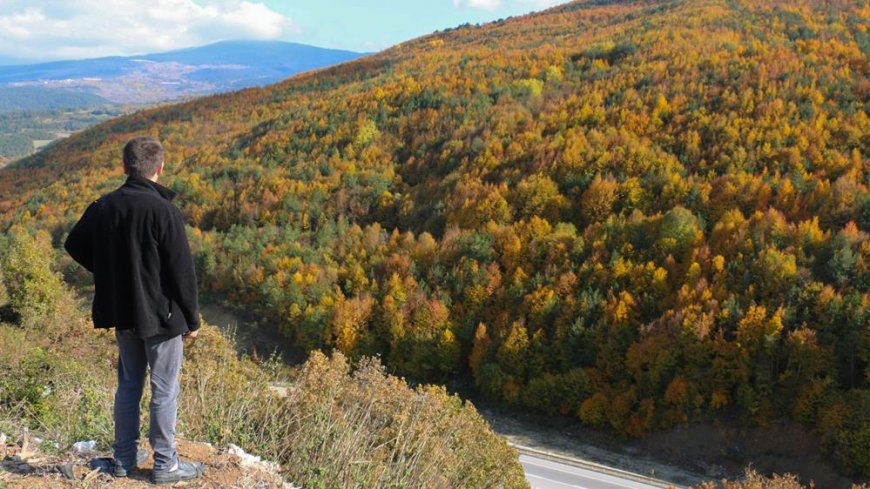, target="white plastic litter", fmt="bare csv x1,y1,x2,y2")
72,440,98,456
0,432,6,445
227,443,280,473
